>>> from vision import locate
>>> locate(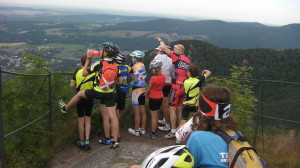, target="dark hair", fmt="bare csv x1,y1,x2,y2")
81,54,87,66
189,65,200,77
192,85,237,133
